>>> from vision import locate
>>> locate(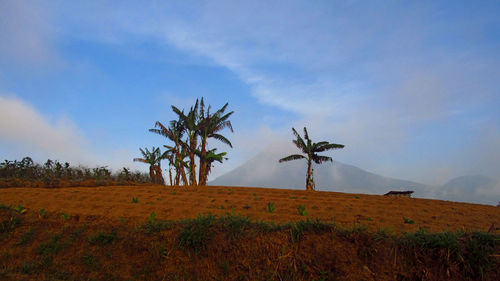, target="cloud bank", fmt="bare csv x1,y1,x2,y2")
0,95,91,164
